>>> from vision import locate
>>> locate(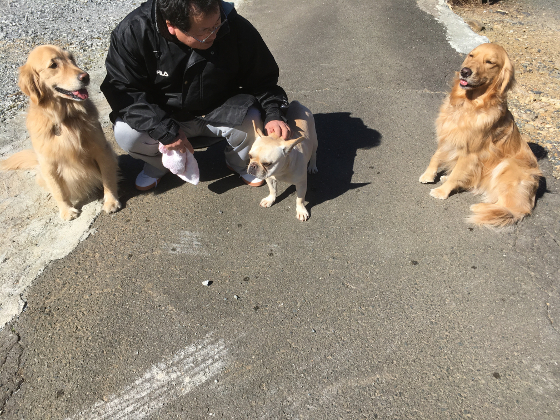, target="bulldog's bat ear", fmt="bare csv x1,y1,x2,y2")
281,136,305,156
252,120,265,138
